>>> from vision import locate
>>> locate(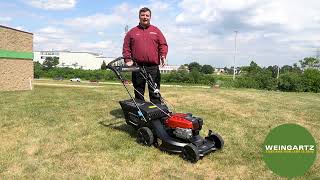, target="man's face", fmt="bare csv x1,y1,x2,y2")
139,11,151,26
